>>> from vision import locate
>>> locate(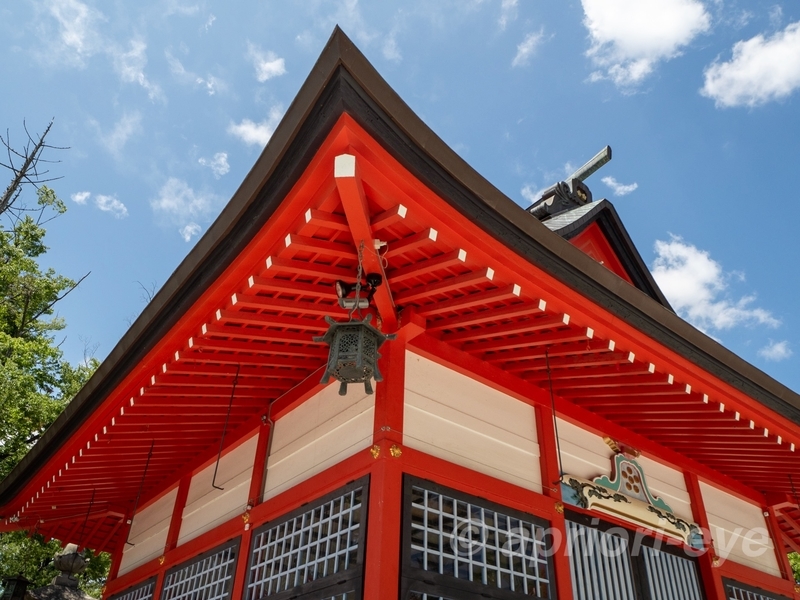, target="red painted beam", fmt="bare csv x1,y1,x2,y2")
187,337,327,358
467,327,592,353
685,472,728,600
524,361,653,381
214,308,327,331
429,299,544,332
178,351,317,368
283,233,357,259
490,340,619,365
244,276,333,299
303,208,349,231
198,323,315,344
383,228,438,259
334,153,397,330
387,249,467,285
441,312,569,343
550,373,673,390
229,292,340,316
395,268,497,305
267,256,355,281
370,203,407,231
416,284,521,316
